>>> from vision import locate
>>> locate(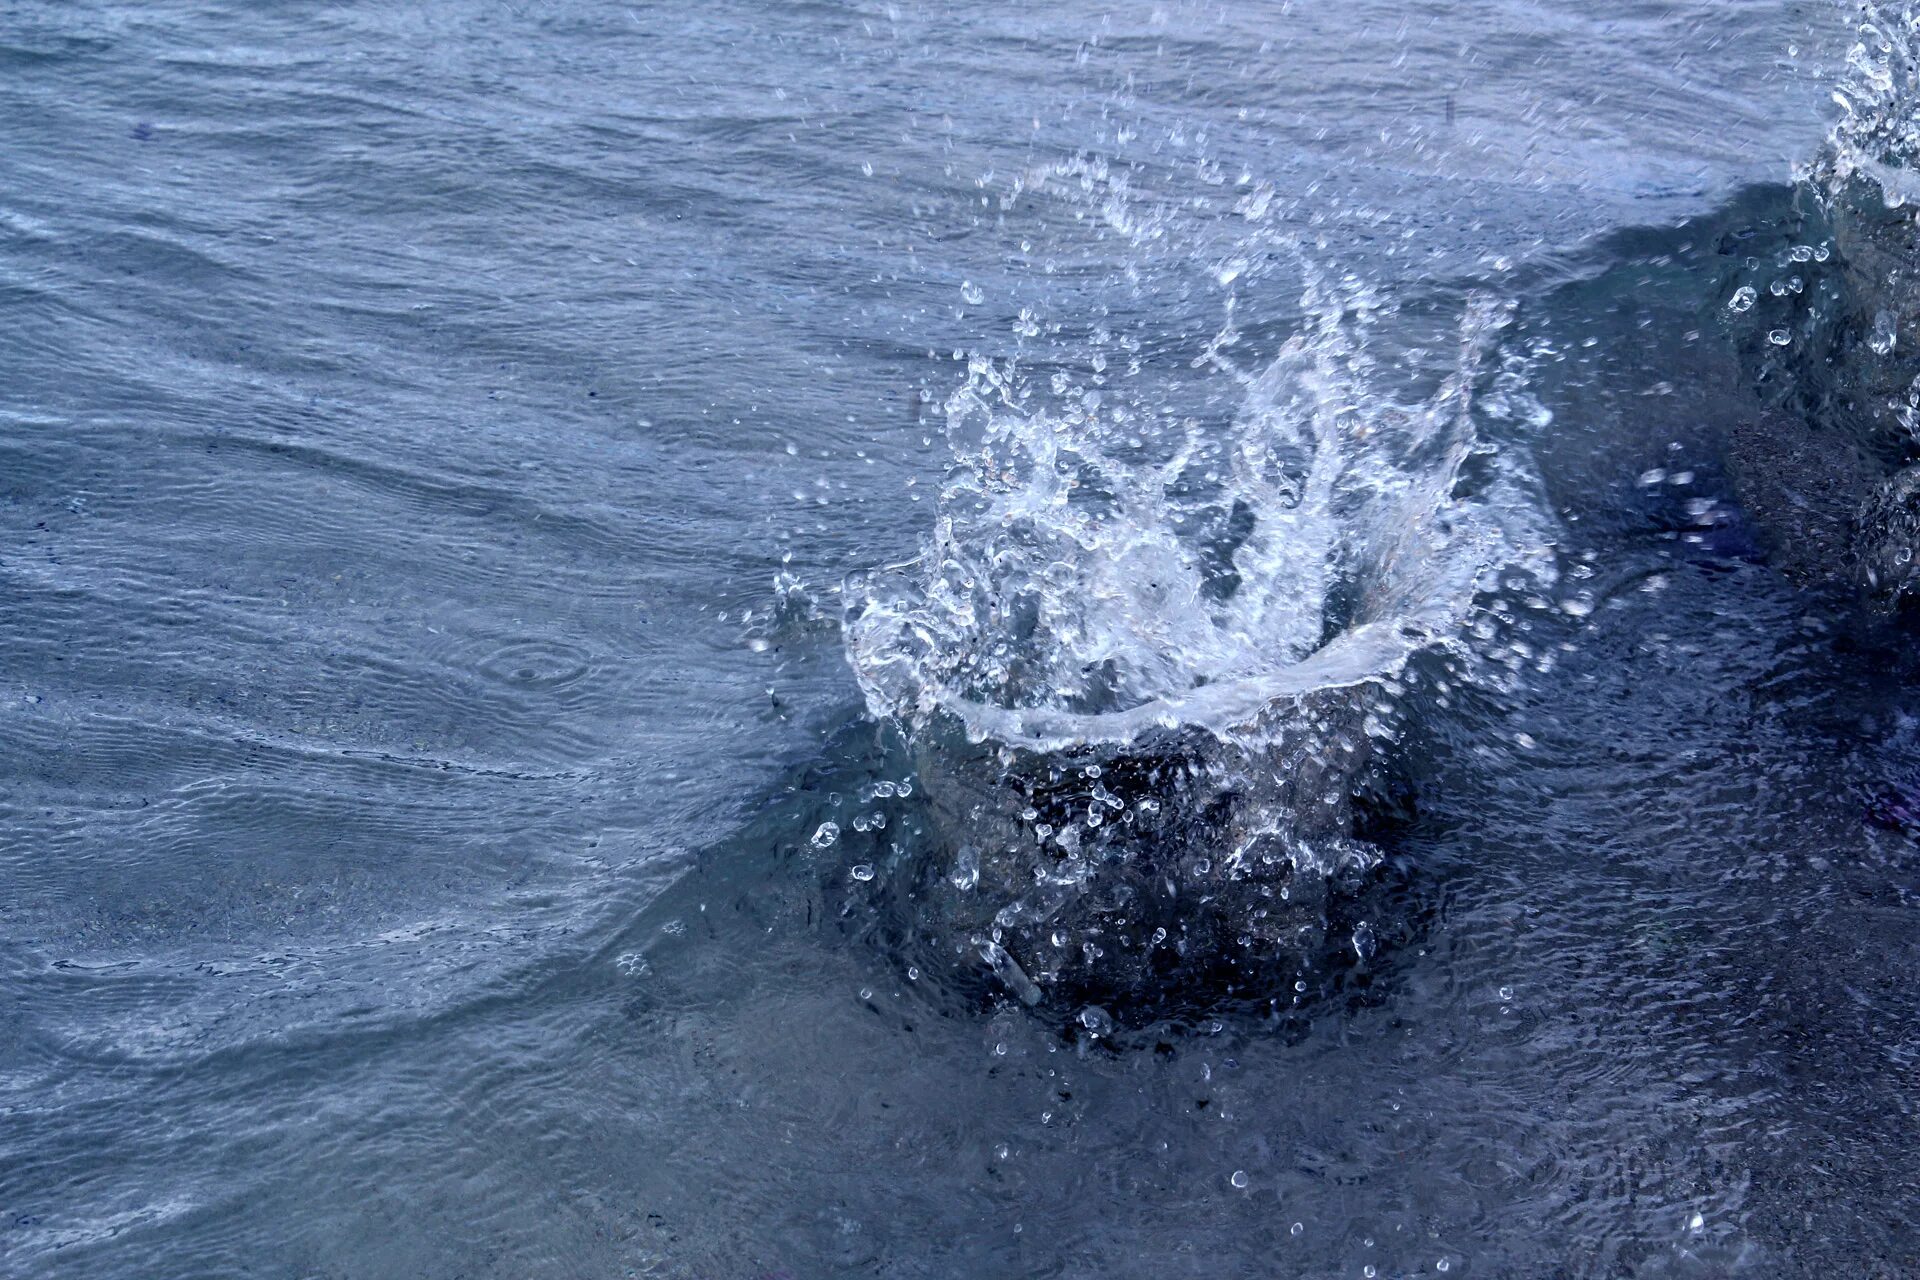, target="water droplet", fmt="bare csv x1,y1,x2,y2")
1727,286,1757,313
1499,985,1514,1001
1871,309,1898,356
1290,1222,1303,1236
1768,328,1792,347
1437,1260,1451,1273
960,280,985,305
1078,1005,1115,1035
1230,1170,1249,1189
850,863,875,882
811,822,841,849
